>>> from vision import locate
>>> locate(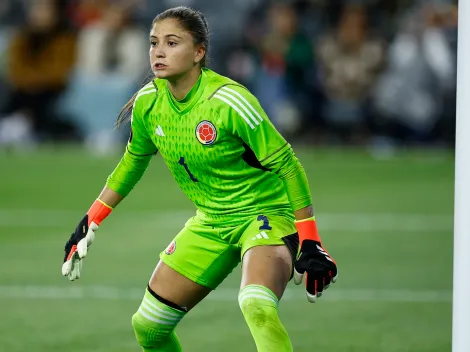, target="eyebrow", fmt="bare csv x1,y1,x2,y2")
150,34,182,39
